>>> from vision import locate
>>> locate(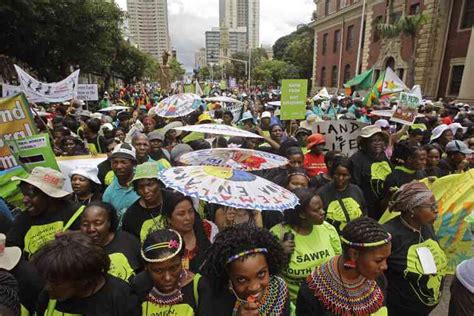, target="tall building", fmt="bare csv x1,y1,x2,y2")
219,0,260,49
127,0,171,62
310,0,474,101
195,48,207,69
206,27,248,64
